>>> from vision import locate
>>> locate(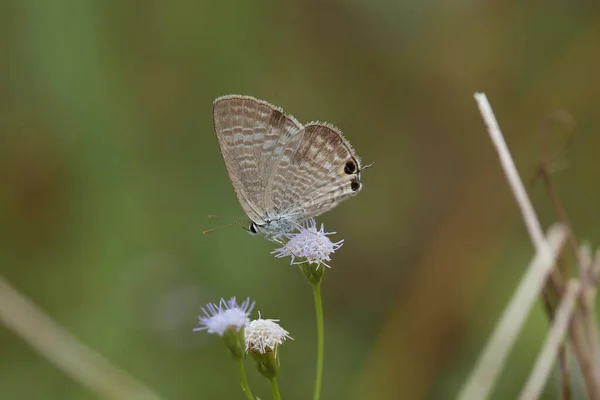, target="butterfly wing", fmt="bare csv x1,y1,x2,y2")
212,95,304,224
266,123,362,222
